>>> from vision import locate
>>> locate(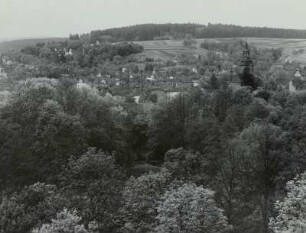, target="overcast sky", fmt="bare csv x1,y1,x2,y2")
0,0,305,39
